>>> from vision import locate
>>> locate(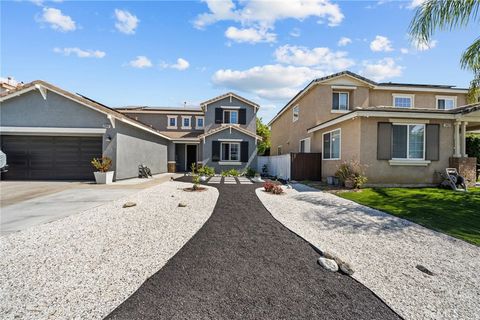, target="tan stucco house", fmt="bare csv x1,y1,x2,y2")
269,71,479,186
